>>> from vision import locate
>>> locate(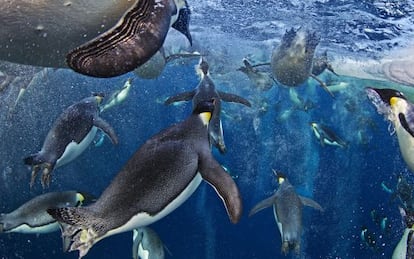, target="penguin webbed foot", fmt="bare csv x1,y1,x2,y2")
29,164,53,188
29,165,41,189
69,228,97,259
41,167,52,188
305,31,320,51
281,241,290,255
